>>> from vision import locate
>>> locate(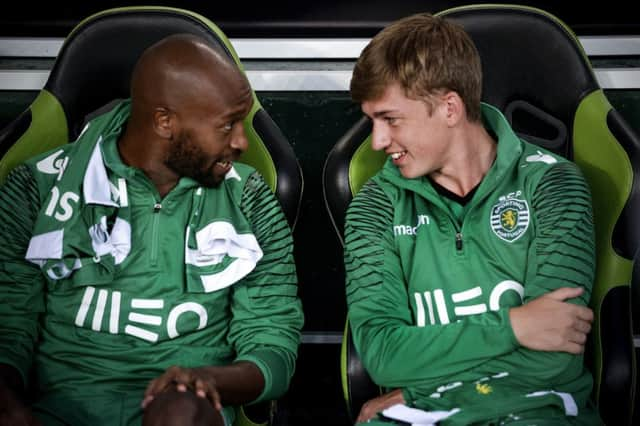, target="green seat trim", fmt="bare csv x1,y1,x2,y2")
234,404,269,426
240,104,278,193
573,89,634,399
340,319,350,407
0,90,68,184
349,136,386,196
